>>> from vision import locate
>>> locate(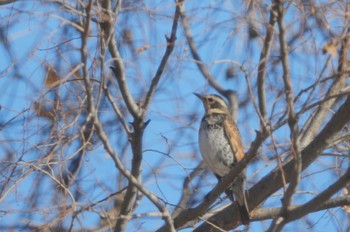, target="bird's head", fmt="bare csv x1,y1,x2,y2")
194,93,229,115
